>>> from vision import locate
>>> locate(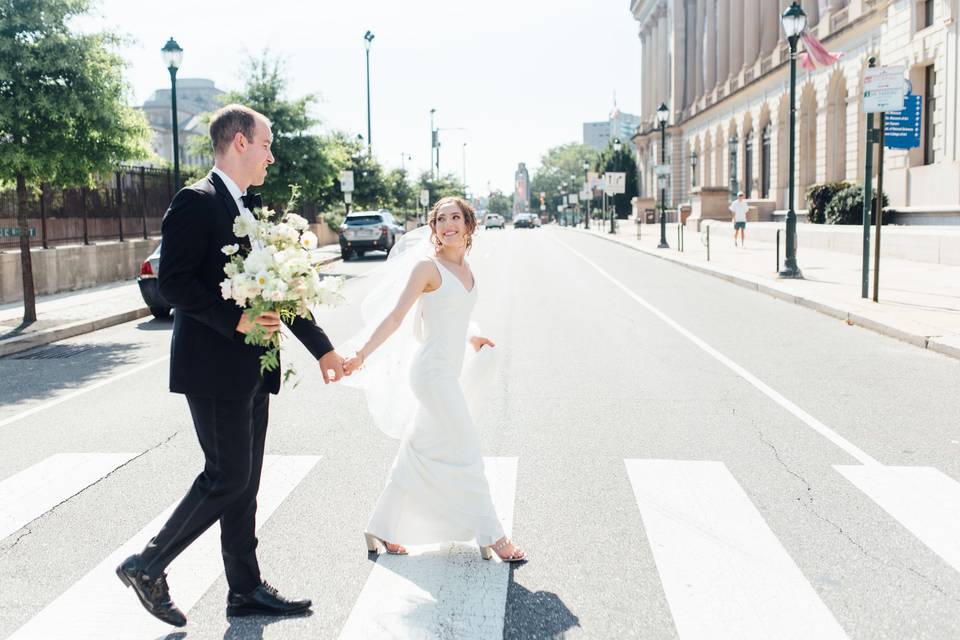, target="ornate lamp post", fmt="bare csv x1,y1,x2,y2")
610,138,622,234
656,103,670,248
364,31,374,156
583,160,590,229
779,2,806,278
161,38,183,190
